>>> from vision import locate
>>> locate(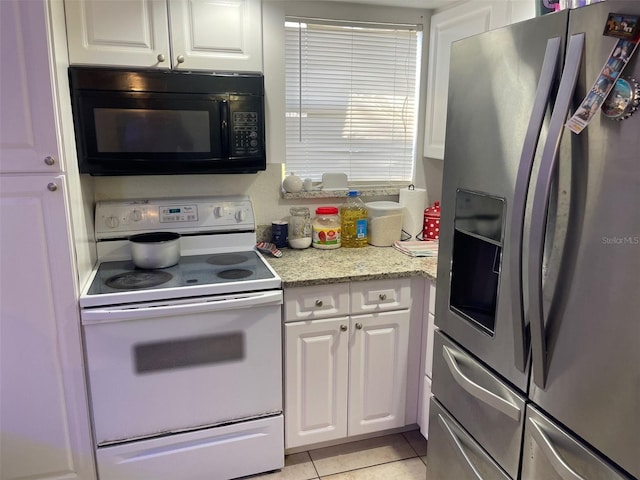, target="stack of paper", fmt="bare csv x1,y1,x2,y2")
392,240,438,257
